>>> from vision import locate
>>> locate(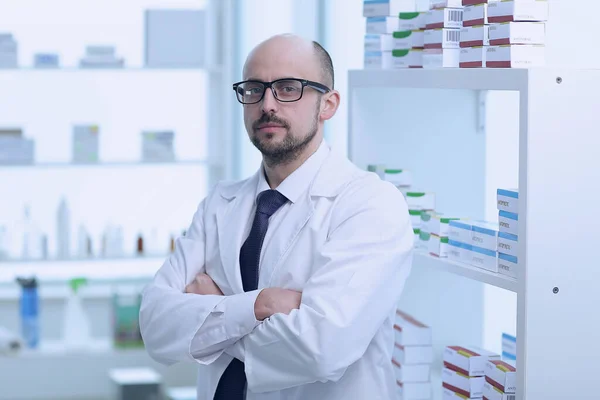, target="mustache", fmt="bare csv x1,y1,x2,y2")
252,113,290,131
